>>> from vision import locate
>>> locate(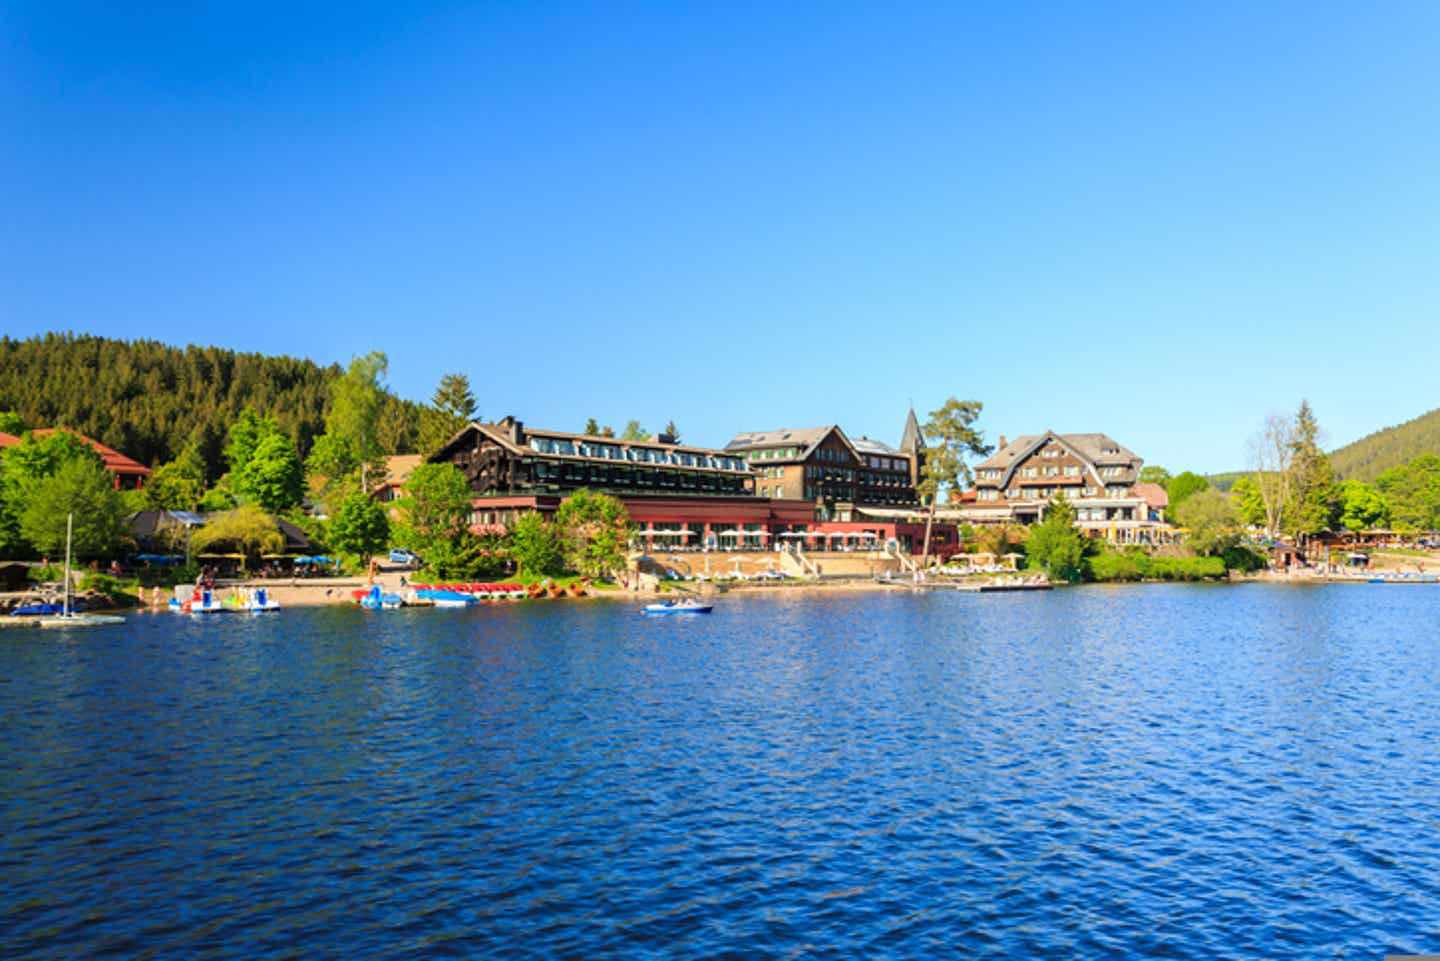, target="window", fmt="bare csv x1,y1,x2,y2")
1022,467,1038,478
1064,465,1080,477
